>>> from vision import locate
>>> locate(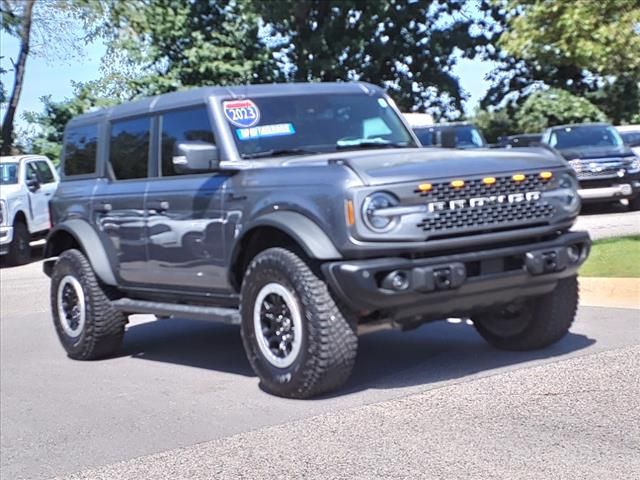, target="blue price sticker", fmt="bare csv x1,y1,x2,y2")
223,99,260,128
236,123,296,141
